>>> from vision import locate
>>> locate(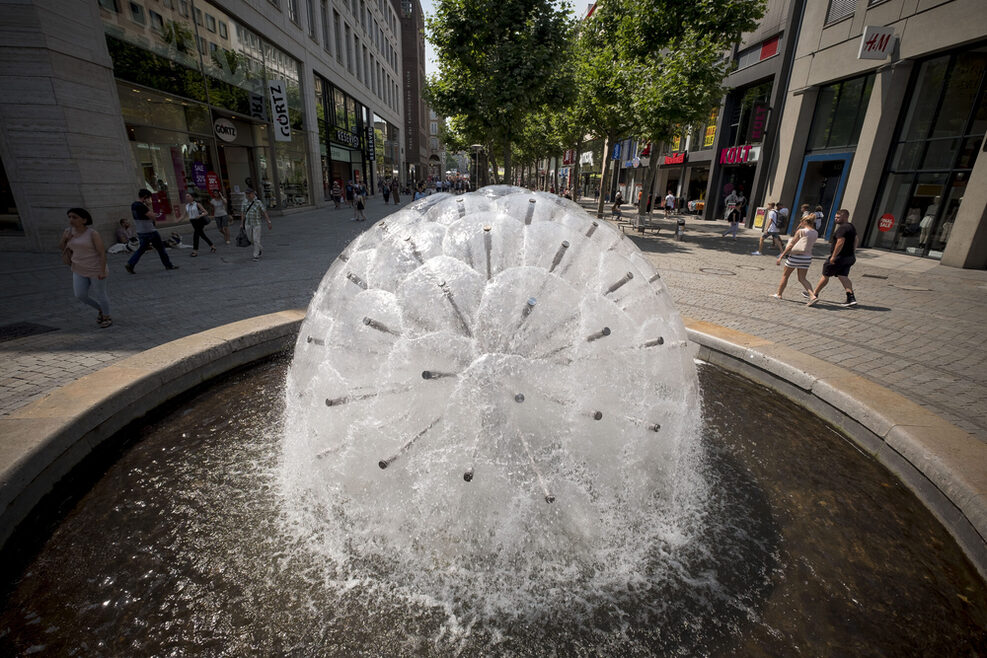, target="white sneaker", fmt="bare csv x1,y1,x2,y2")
751,251,762,256
770,294,782,299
